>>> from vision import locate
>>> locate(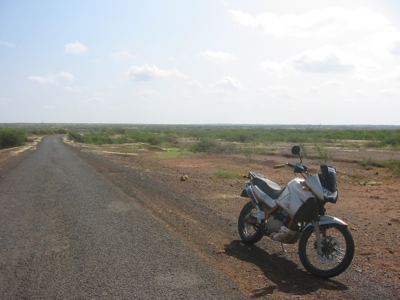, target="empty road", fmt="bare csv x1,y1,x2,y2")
0,136,243,299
